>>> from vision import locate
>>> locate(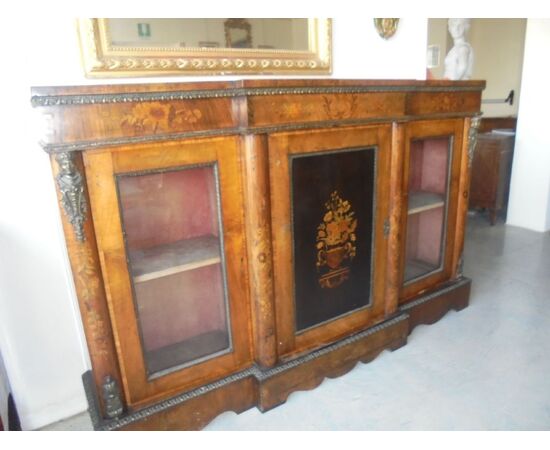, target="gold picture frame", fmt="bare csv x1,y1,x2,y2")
77,18,332,78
